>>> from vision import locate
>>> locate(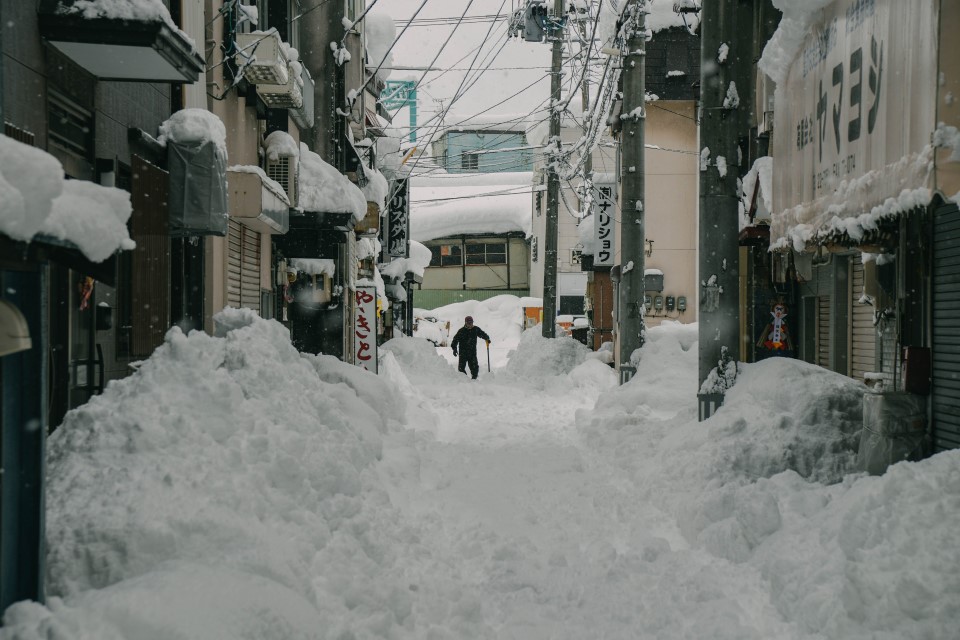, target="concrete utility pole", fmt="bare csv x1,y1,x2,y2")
616,0,647,382
697,0,753,419
542,0,565,338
